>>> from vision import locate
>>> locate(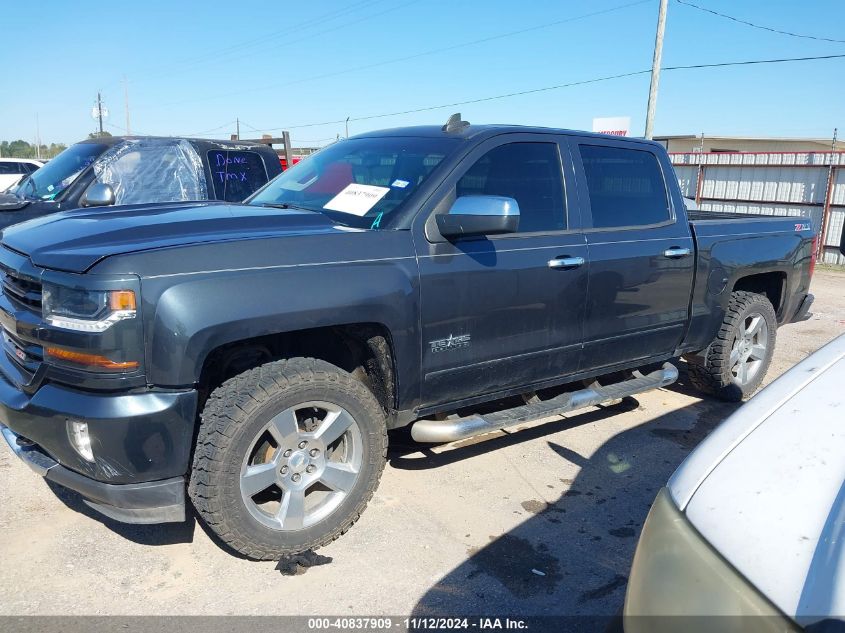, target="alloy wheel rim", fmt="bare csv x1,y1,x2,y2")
729,313,768,386
239,400,363,531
